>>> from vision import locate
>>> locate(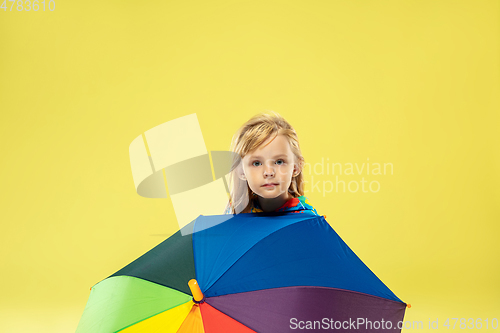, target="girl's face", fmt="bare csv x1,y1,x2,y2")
240,134,298,200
